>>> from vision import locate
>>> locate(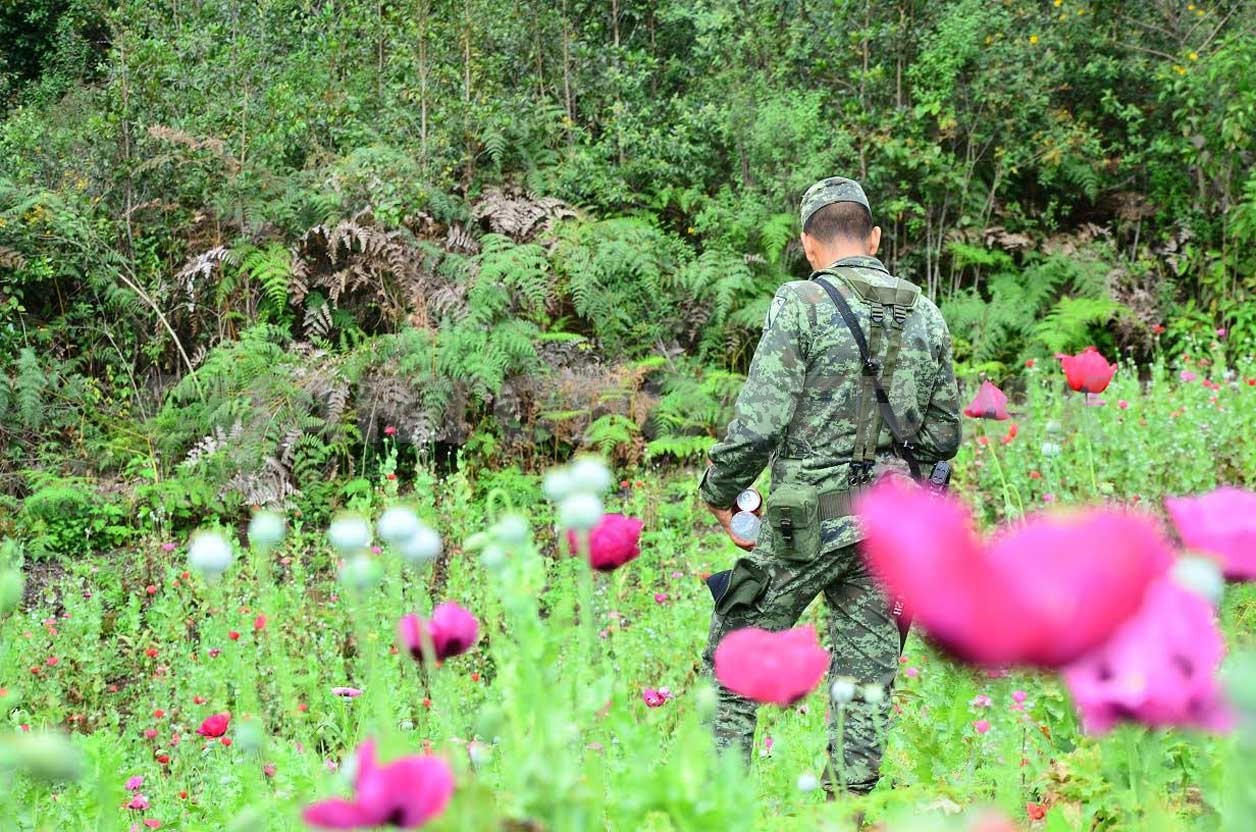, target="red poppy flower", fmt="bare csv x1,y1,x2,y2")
228,631,240,641
1058,347,1117,394
155,754,170,764
196,713,230,738
964,381,1011,420
145,585,157,596
253,615,267,632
